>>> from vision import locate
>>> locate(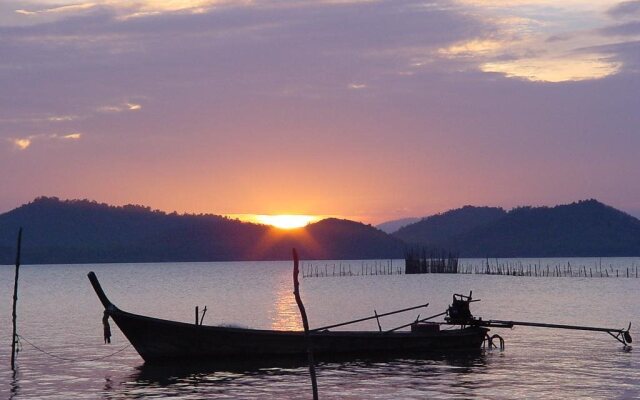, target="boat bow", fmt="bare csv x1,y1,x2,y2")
88,271,117,312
